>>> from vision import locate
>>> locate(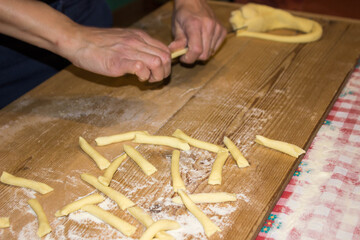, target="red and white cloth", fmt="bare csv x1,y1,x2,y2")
257,63,360,240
